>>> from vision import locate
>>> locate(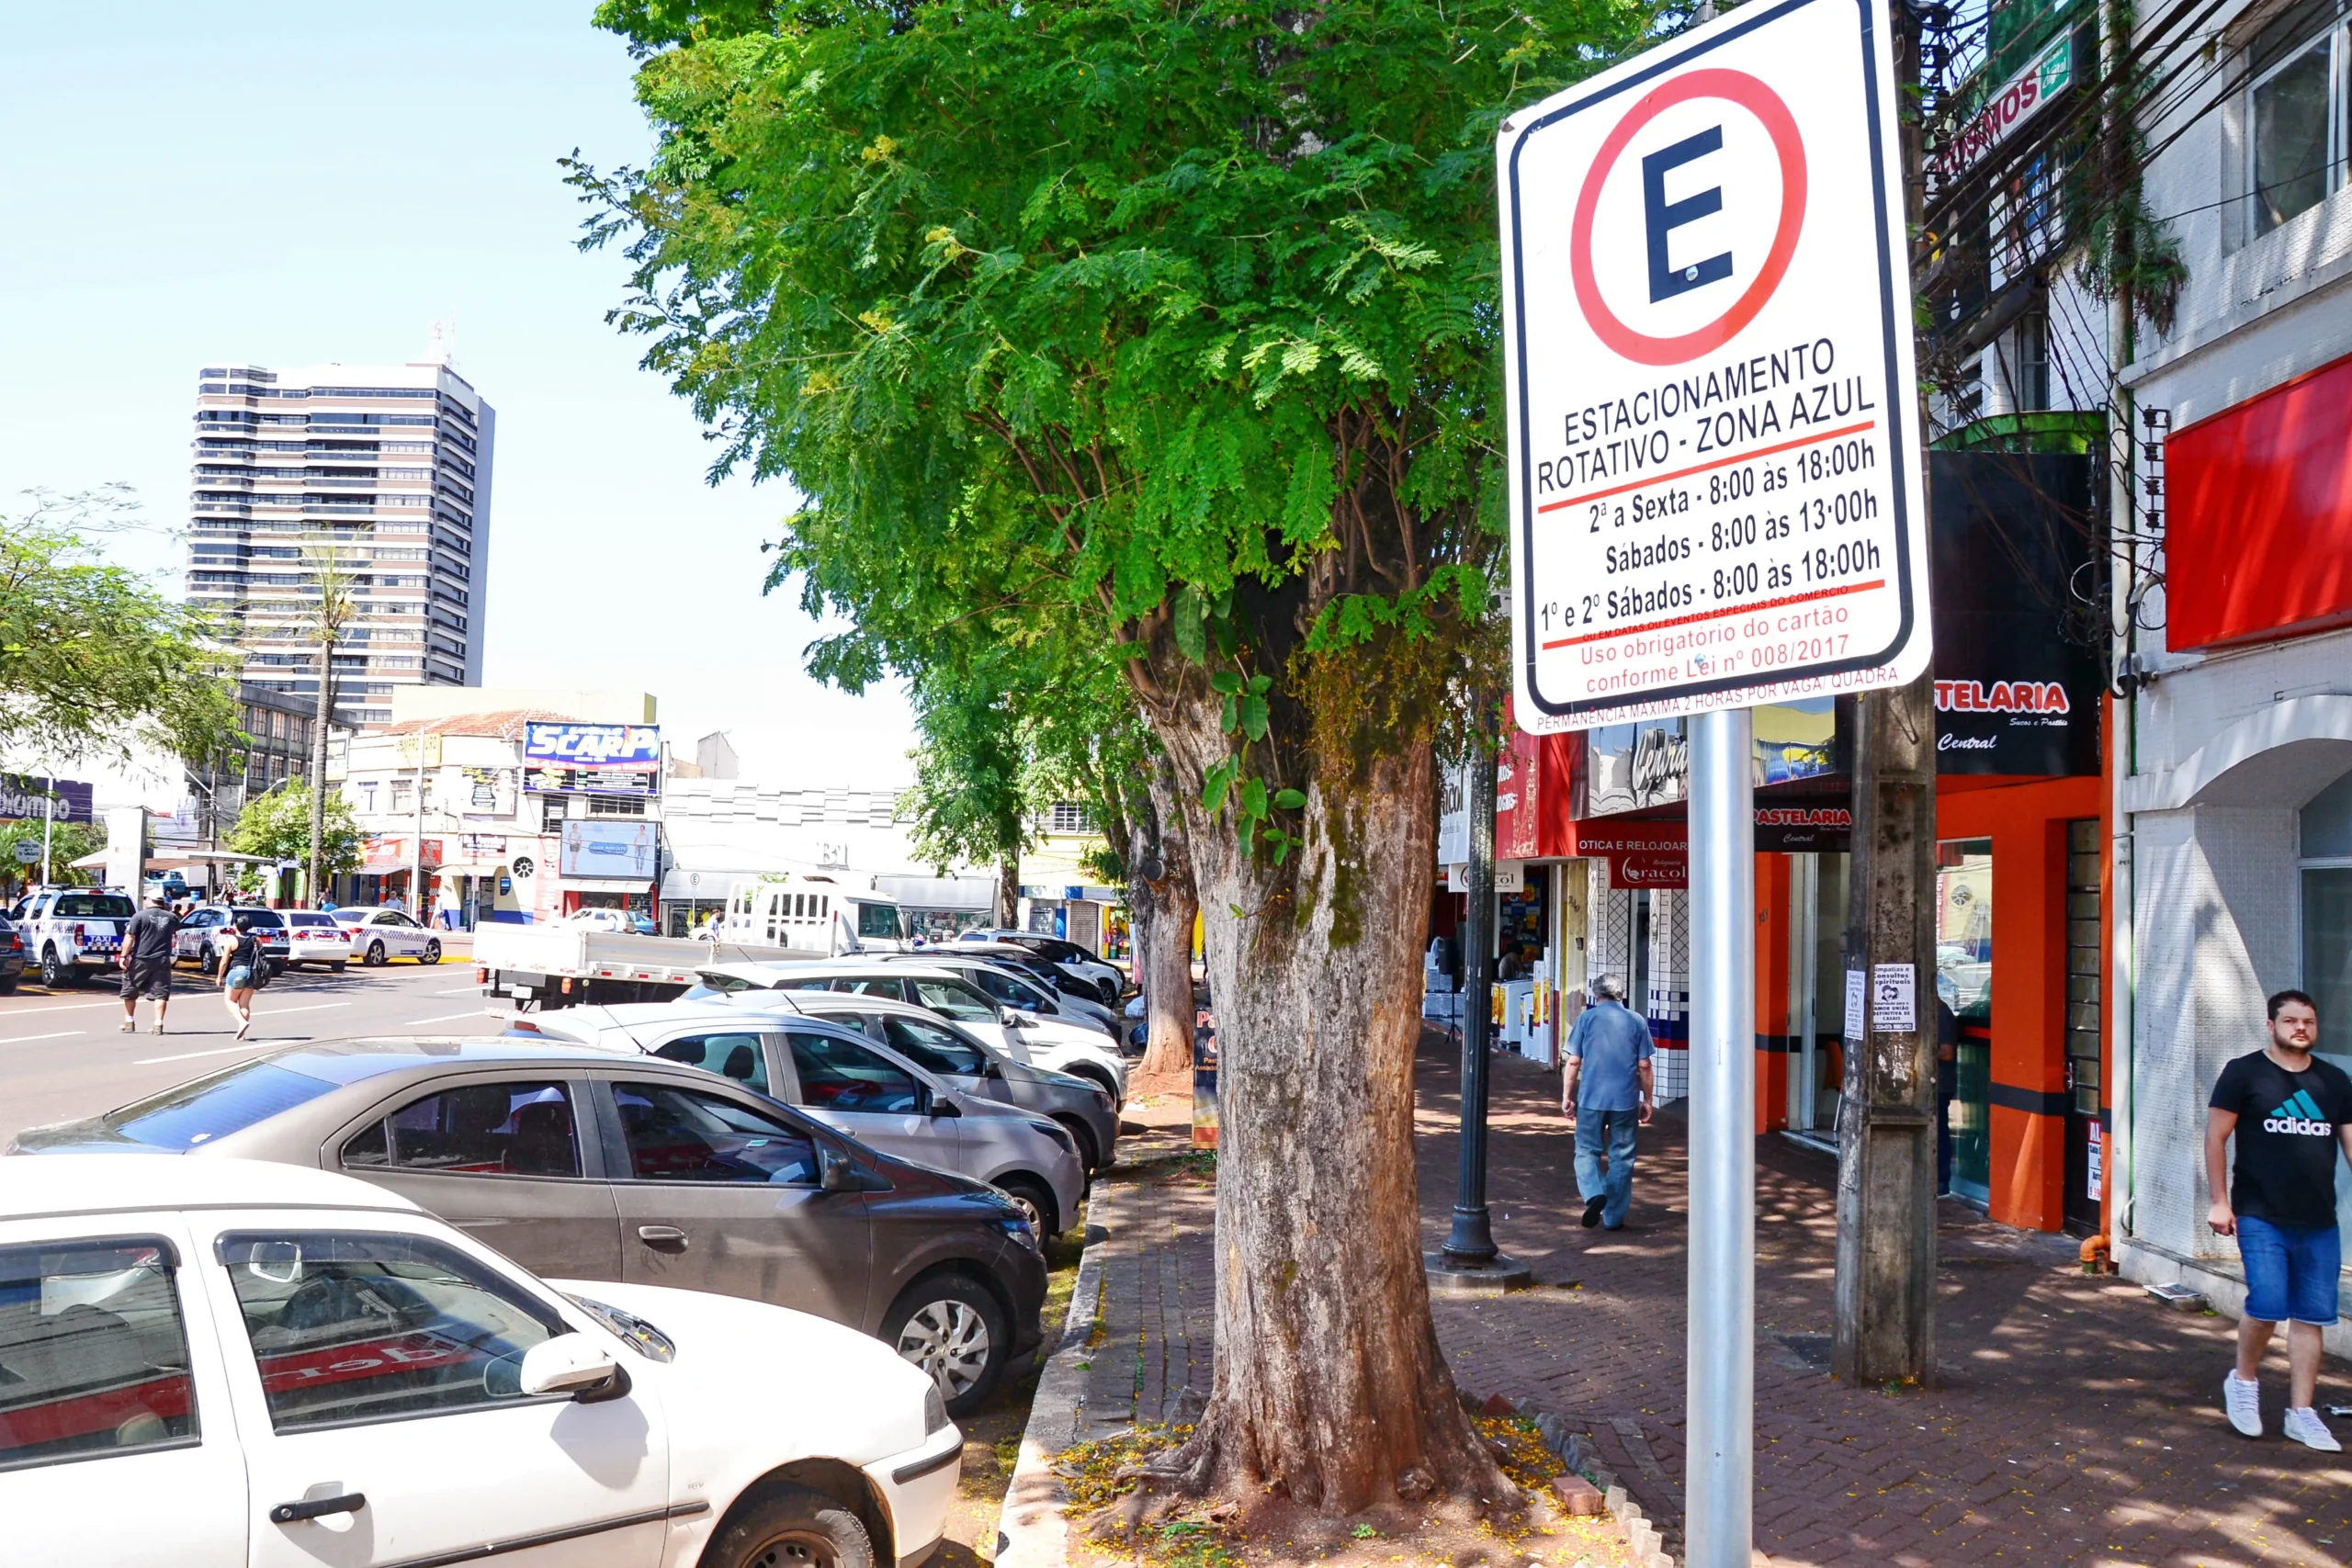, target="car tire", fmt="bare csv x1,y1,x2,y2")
199,948,219,978
996,1175,1058,1238
0,976,16,996
40,947,72,988
883,1272,1010,1417
365,941,387,967
331,962,348,974
1053,1115,1101,1173
422,939,441,964
705,1483,876,1568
